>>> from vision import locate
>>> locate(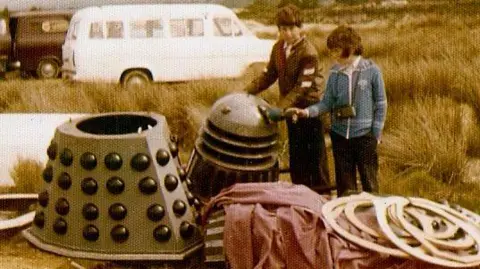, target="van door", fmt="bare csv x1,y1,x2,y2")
0,16,11,78
208,14,248,78
165,17,207,81
62,19,79,79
